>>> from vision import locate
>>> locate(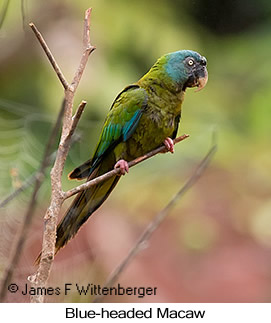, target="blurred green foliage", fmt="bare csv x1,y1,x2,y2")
1,0,271,224
1,0,271,301
0,0,270,221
